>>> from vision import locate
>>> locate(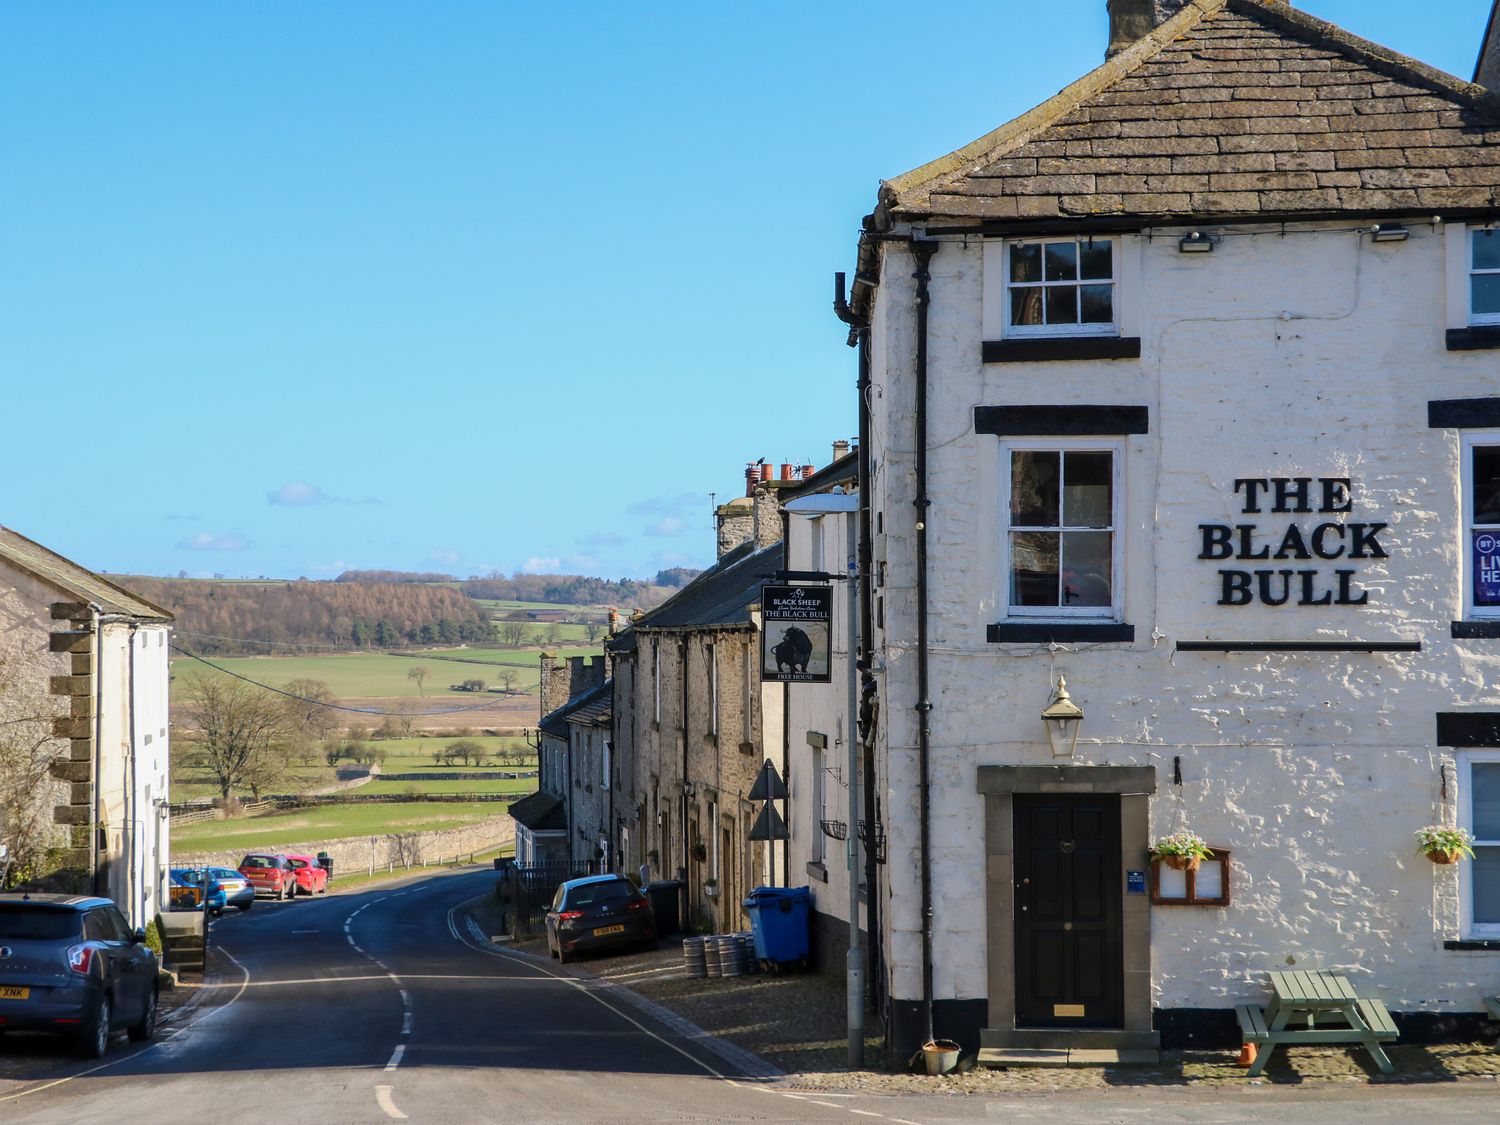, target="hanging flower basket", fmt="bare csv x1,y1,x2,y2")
1414,826,1474,865
1151,830,1214,873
